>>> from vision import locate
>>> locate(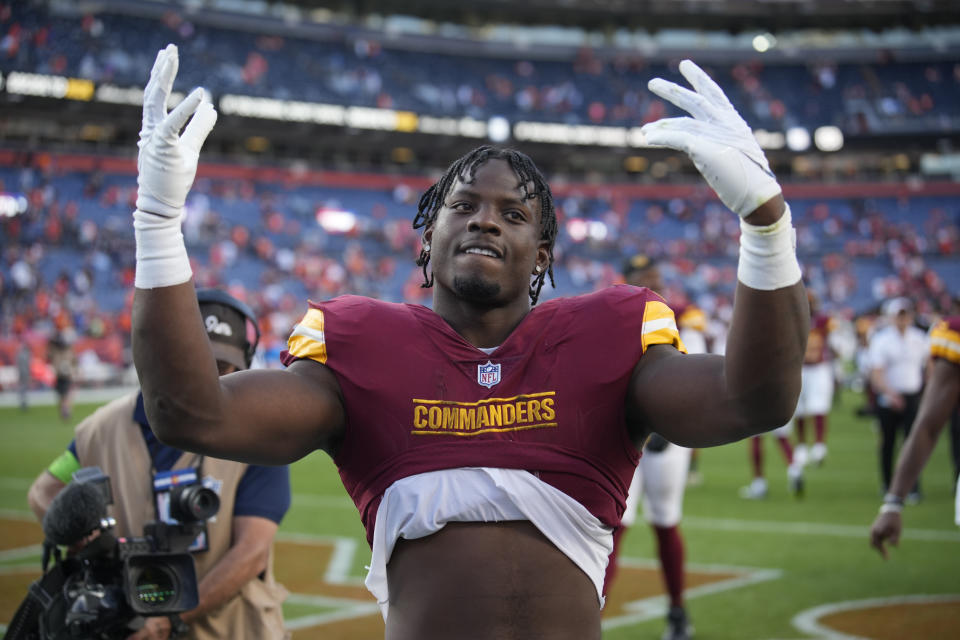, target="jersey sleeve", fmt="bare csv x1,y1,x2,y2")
576,285,687,356
233,464,292,524
281,295,378,368
930,317,960,365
